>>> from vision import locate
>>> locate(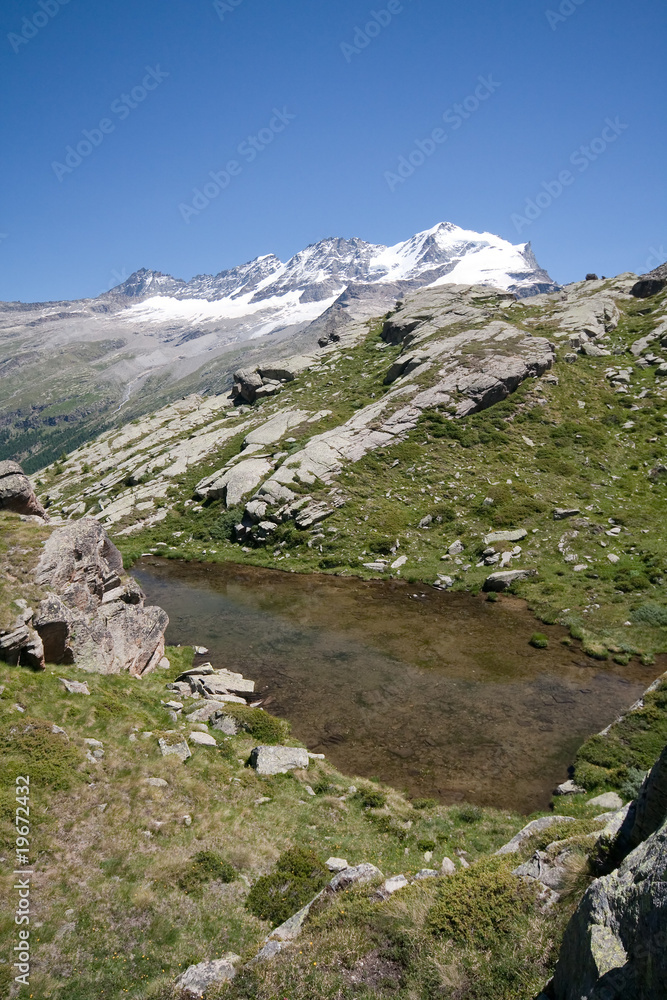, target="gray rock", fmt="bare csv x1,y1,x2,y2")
232,367,264,403
553,508,581,520
211,714,240,735
249,745,309,775
195,457,274,507
189,731,217,746
374,874,409,900
0,460,49,520
496,815,577,855
447,540,465,555
413,869,439,880
144,777,168,787
185,700,232,723
267,891,324,943
483,529,527,545
326,857,349,873
441,857,457,875
603,743,667,872
555,779,587,796
175,955,240,995
588,791,624,812
158,737,191,762
295,502,334,530
59,677,90,695
552,817,667,1000
483,568,538,592
513,849,571,891
329,862,384,891
35,518,123,598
